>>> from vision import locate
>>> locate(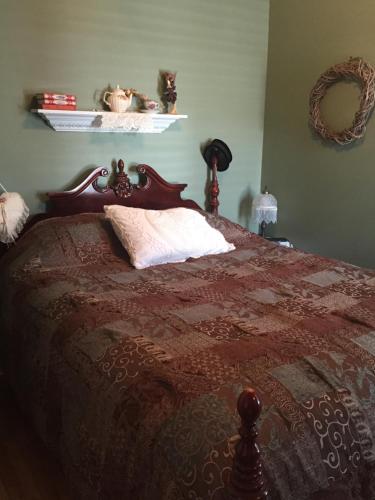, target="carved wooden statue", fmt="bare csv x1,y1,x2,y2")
163,71,177,114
